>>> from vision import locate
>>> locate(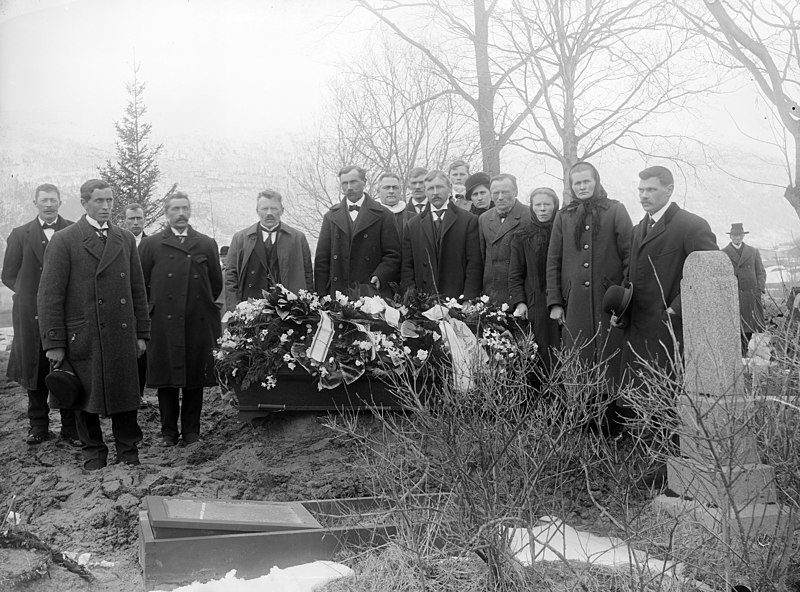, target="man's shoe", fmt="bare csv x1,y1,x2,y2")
83,458,107,471
182,433,200,445
60,434,83,448
26,432,48,445
159,437,179,447
116,456,140,466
